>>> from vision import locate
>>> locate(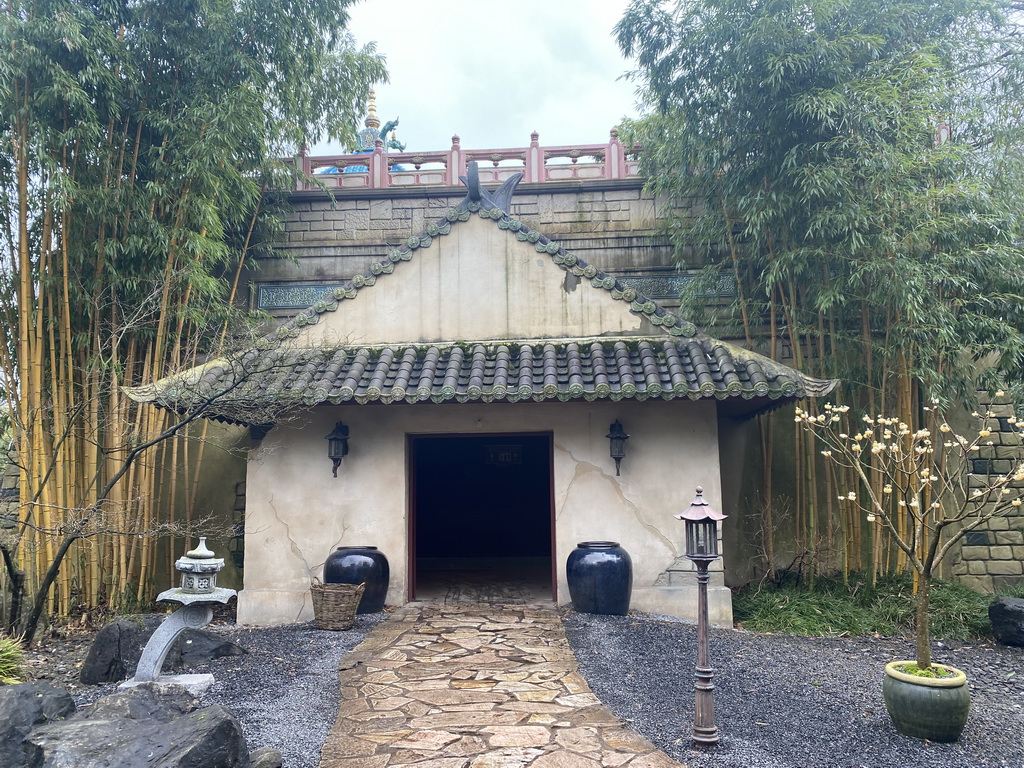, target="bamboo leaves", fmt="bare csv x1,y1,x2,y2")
618,0,1024,579
0,0,385,634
